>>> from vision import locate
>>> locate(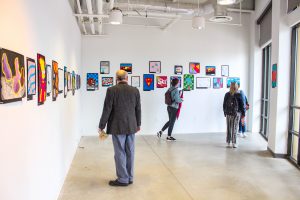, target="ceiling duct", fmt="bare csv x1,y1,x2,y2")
209,4,232,23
